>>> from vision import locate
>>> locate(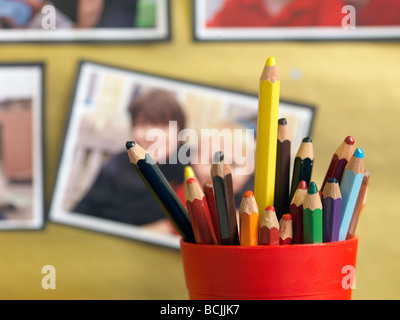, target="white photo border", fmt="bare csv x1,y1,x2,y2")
0,0,171,43
193,0,400,41
0,63,45,231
